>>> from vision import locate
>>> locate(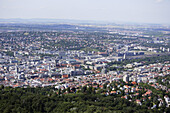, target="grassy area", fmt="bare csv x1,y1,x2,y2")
81,47,100,52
